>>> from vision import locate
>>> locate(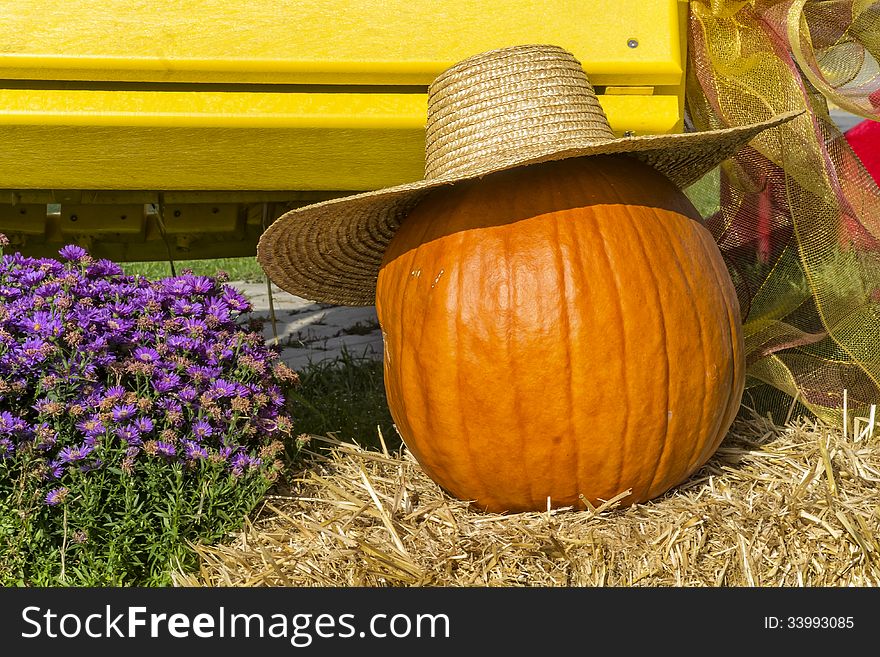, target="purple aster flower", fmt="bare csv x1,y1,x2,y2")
178,386,198,403
33,398,60,415
186,364,222,382
191,419,213,440
116,424,142,445
35,281,62,297
46,460,64,479
75,415,105,438
19,337,48,362
155,441,176,457
87,279,113,296
203,297,230,323
183,440,208,461
57,443,95,464
133,347,160,363
0,413,27,434
230,452,261,476
105,317,135,333
45,487,69,506
170,299,204,316
0,411,19,434
189,276,214,294
71,305,102,328
83,335,108,352
209,378,238,398
134,416,154,434
0,285,21,299
166,334,195,351
104,385,126,401
162,277,194,296
220,285,251,312
59,244,88,261
111,403,136,423
130,330,154,344
152,372,181,393
109,299,136,316
156,398,182,414
268,385,285,407
21,269,48,287
22,310,63,338
0,437,14,458
86,259,123,278
183,317,207,338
